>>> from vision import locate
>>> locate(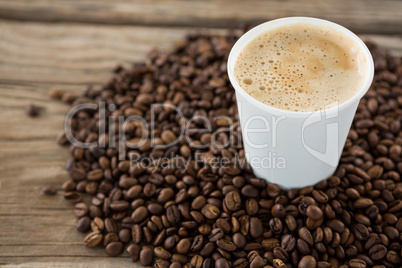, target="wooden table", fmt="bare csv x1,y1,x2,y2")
0,1,402,267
